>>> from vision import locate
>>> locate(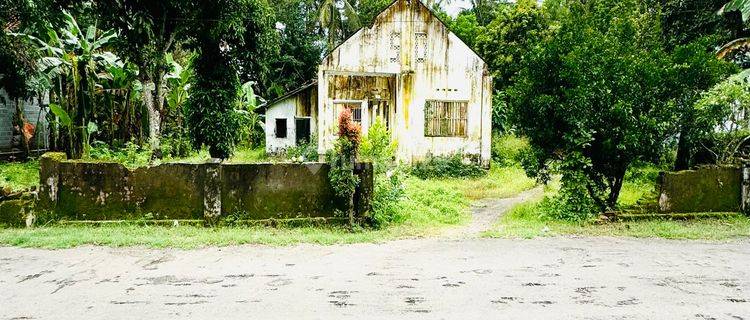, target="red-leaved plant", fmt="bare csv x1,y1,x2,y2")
337,108,361,153
329,108,362,227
